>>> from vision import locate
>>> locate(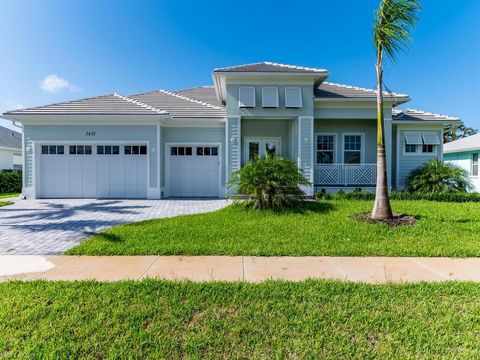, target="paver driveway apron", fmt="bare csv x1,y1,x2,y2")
0,199,227,255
